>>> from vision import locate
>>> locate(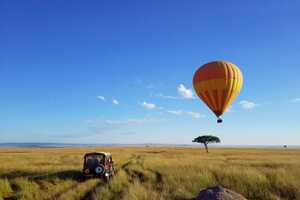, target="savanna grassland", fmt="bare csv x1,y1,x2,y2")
0,147,299,200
